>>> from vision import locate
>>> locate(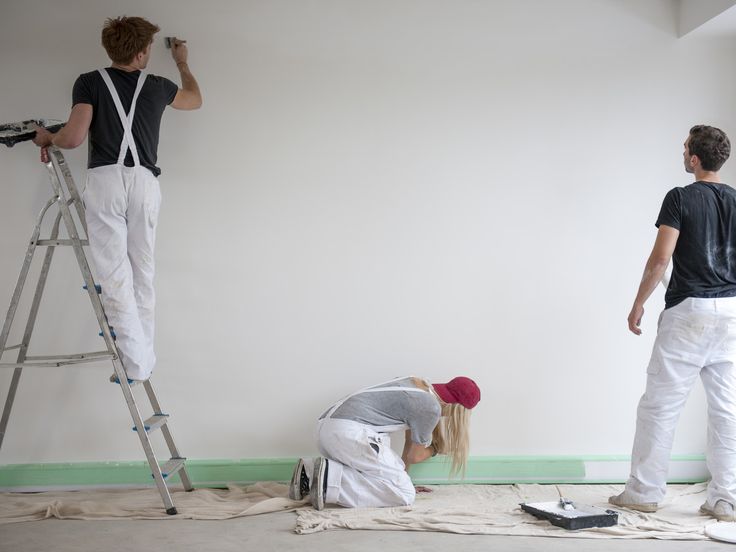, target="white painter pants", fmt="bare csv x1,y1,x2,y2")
83,165,161,381
316,418,416,508
625,297,736,507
